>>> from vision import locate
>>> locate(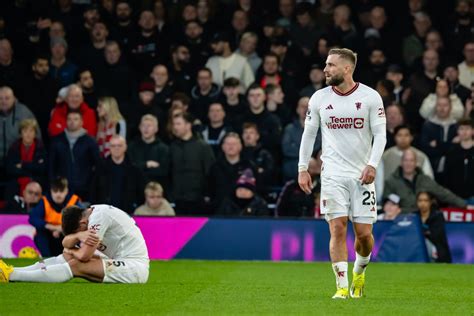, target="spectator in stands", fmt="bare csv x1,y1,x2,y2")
241,123,274,188
134,181,175,216
420,97,458,179
443,62,471,105
415,191,452,263
150,64,174,112
200,102,231,156
29,177,81,257
299,64,325,98
221,77,246,130
383,148,470,213
276,0,295,31
6,181,42,214
229,9,251,48
377,194,402,220
458,41,474,88
49,37,77,87
420,79,464,121
265,83,292,127
264,46,300,104
169,44,193,93
0,38,26,99
128,114,170,187
78,68,98,110
91,135,144,213
23,55,59,141
0,86,41,175
382,125,434,180
95,41,136,111
48,84,97,137
183,20,211,72
386,64,407,106
289,2,320,57
327,4,360,52
78,21,109,73
129,10,165,78
206,31,255,90
240,84,282,154
5,119,46,198
236,32,261,76
170,112,215,214
73,4,101,49
114,0,137,50
444,119,474,199
49,111,100,200
128,80,164,141
358,48,388,89
366,6,400,63
405,49,440,129
424,30,446,66
217,169,269,216
276,155,321,217
402,12,432,67
376,79,395,106
282,96,320,181
466,83,474,120
445,0,473,57
190,67,221,123
385,103,405,149
96,97,126,158
209,132,255,210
